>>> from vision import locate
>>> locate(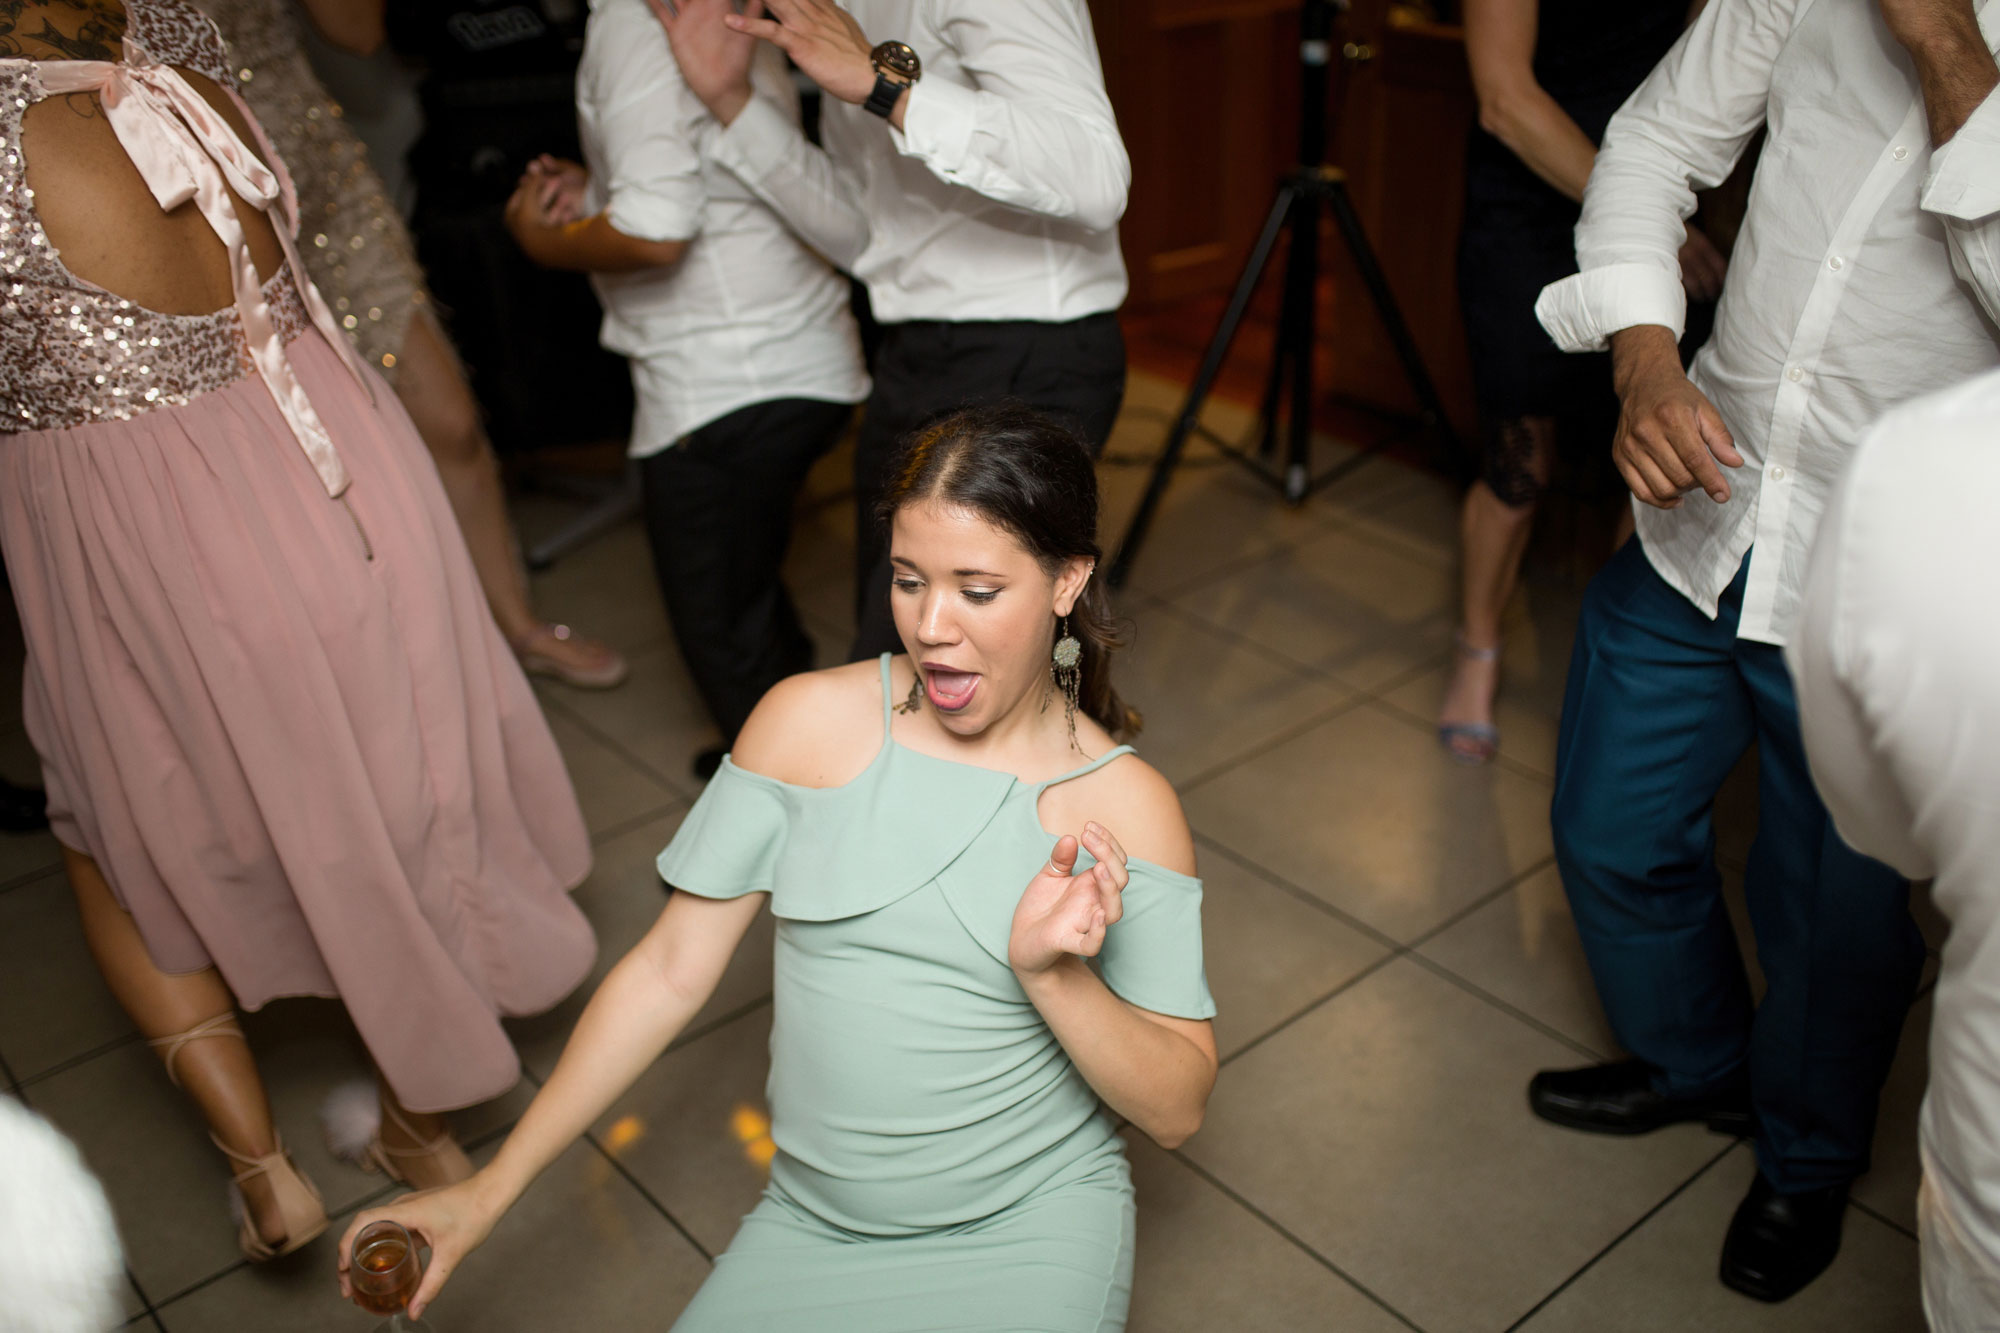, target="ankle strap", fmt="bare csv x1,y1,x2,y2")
376,1098,456,1159
1455,629,1503,662
209,1129,291,1184
146,1012,245,1090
